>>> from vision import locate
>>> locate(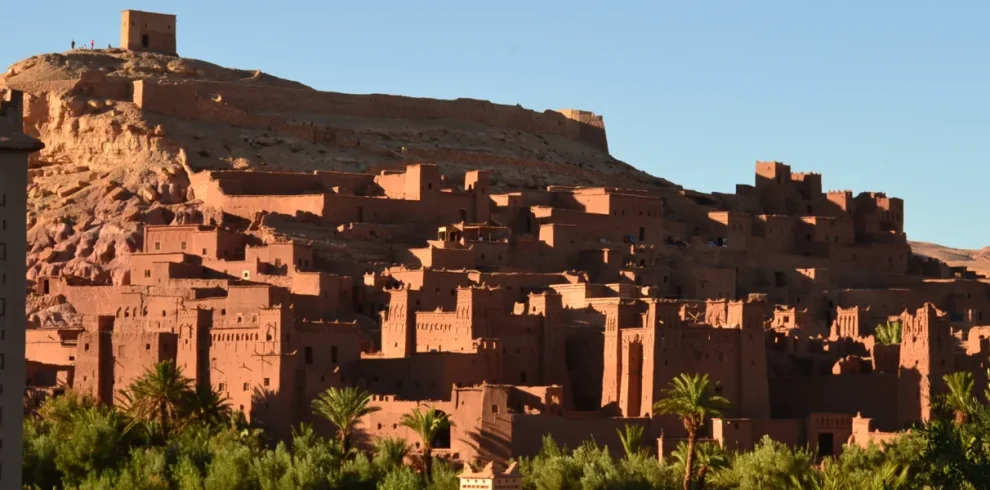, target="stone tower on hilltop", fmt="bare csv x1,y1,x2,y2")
121,10,177,55
0,89,45,487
